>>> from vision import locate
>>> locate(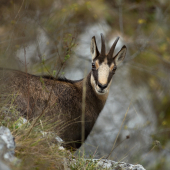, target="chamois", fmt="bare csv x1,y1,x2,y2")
0,34,127,149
